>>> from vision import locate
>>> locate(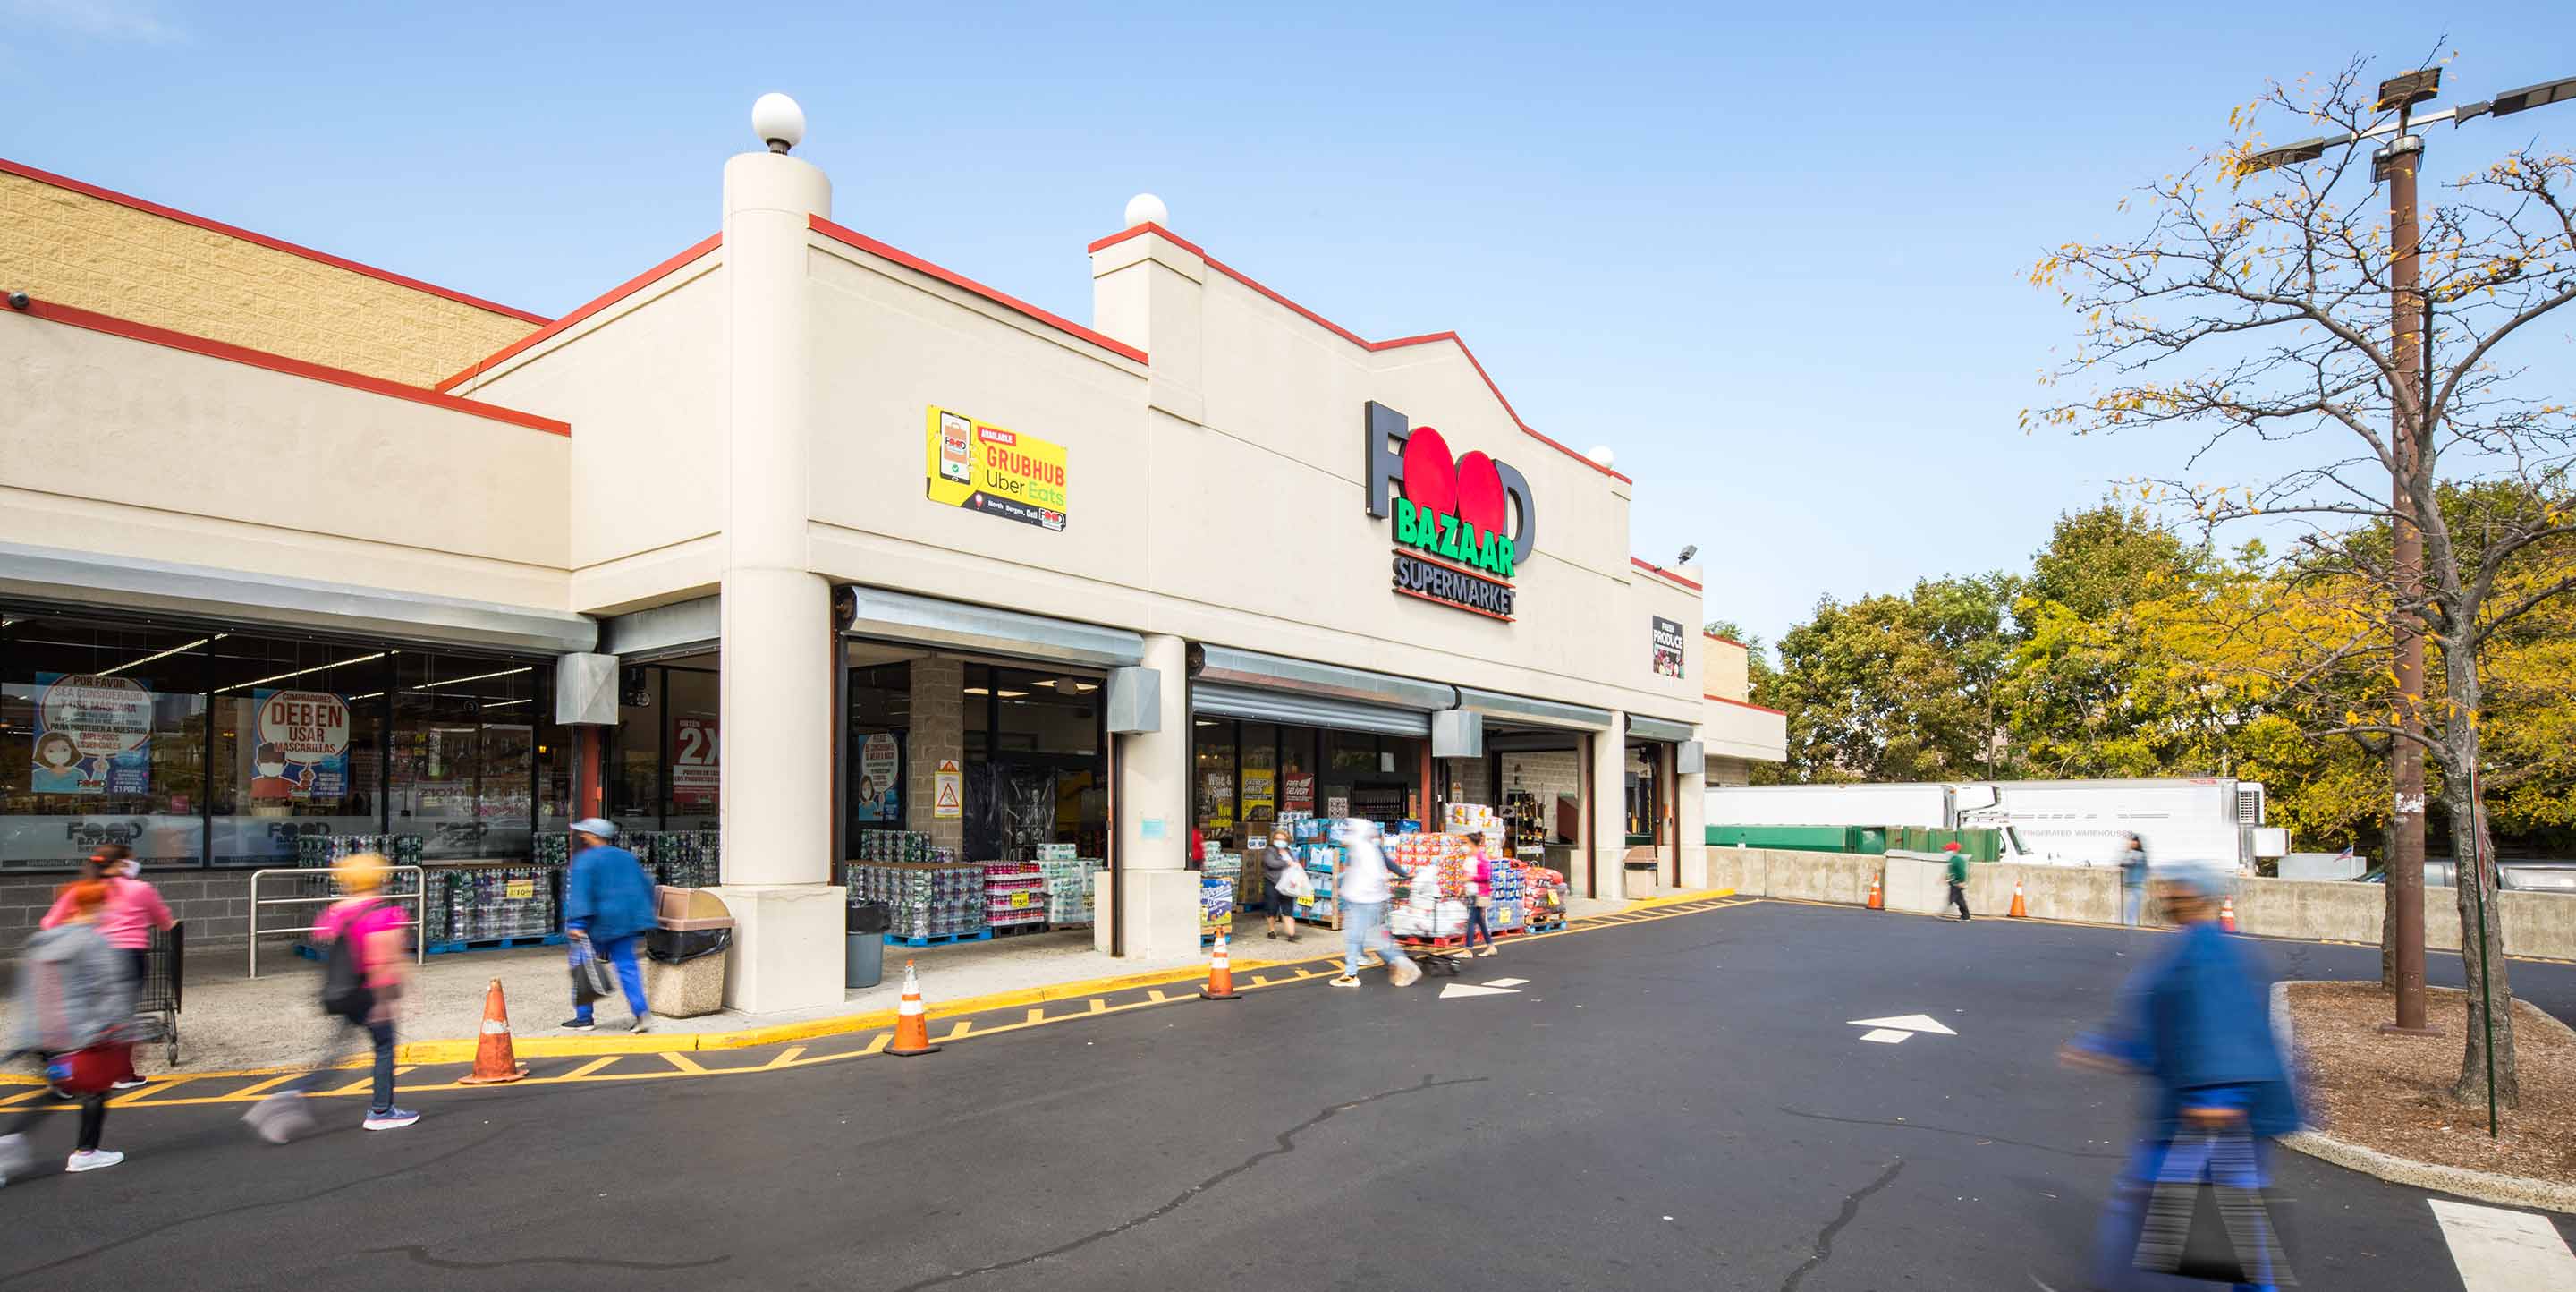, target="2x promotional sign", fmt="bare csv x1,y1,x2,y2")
1362,401,1538,621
